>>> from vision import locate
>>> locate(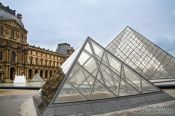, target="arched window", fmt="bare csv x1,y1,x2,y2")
0,51,2,60
11,51,16,62
0,26,3,36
